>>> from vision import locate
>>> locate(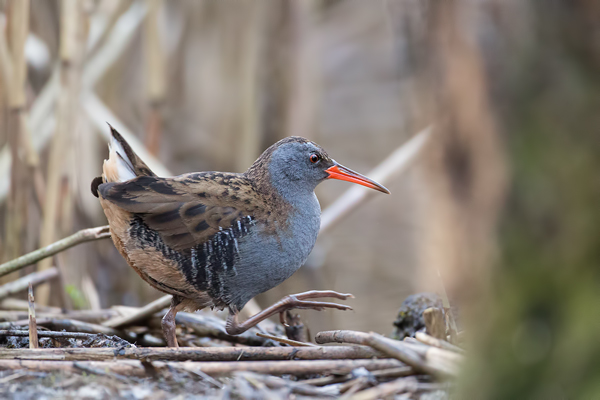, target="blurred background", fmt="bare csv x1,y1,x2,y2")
0,0,598,397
